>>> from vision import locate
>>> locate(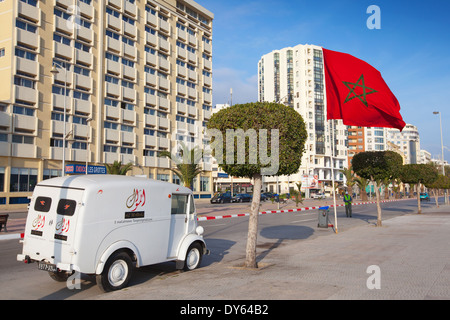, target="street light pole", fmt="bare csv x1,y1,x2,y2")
51,63,67,177
433,111,447,204
86,117,93,174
